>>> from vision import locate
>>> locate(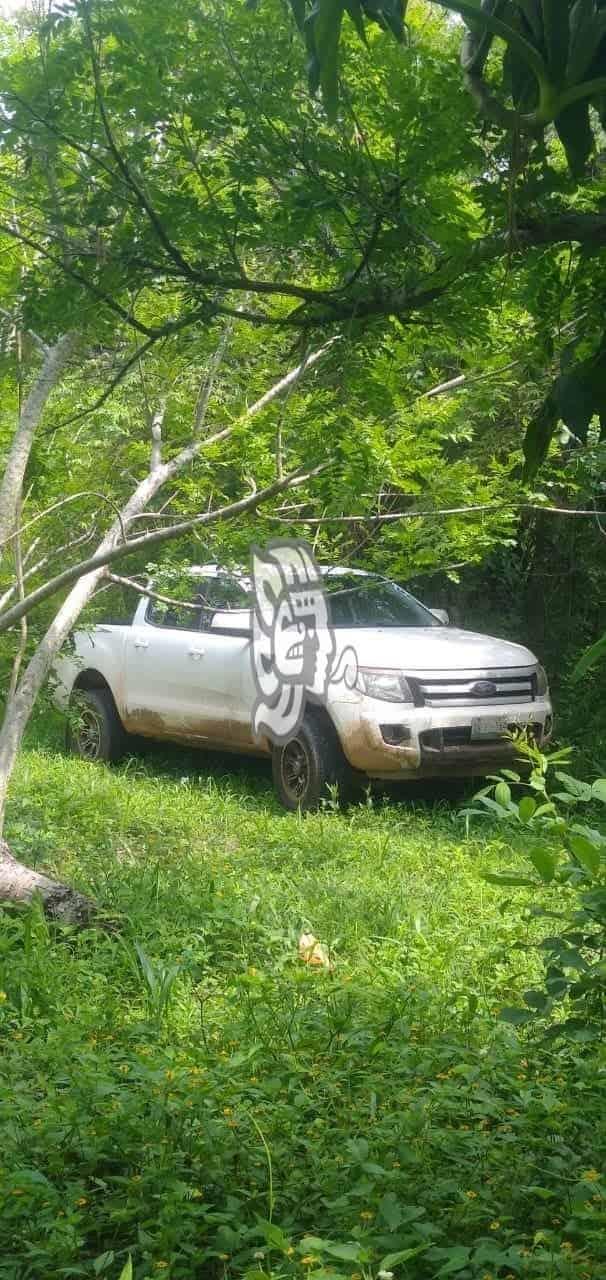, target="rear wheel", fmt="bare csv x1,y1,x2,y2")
66,687,126,763
272,711,357,812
